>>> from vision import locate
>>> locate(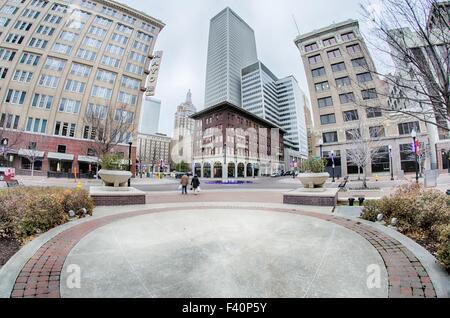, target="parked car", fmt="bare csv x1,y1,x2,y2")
271,172,282,177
